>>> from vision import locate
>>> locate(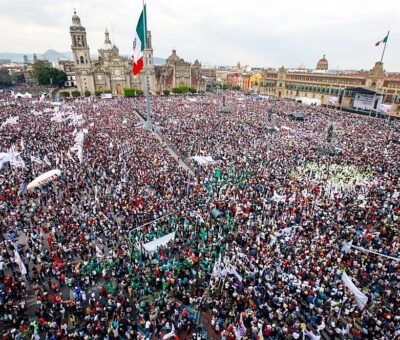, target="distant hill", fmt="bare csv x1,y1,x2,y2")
154,57,166,65
0,50,72,63
0,50,166,65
